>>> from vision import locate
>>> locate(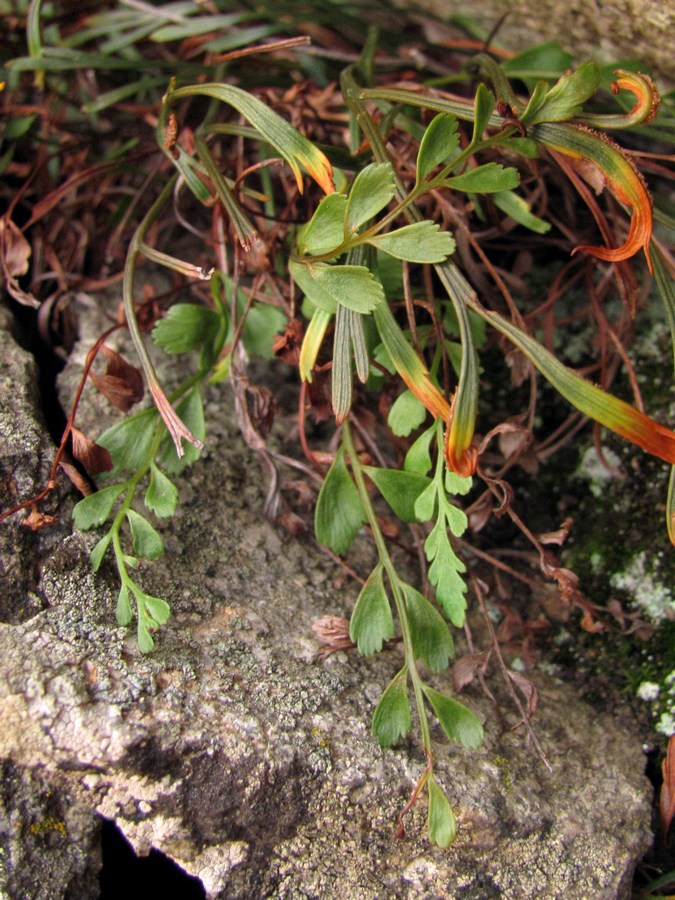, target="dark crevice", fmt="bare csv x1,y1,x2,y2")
98,818,206,899
9,300,71,448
